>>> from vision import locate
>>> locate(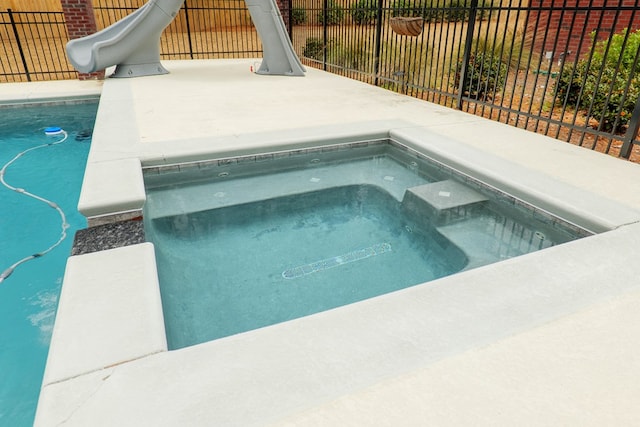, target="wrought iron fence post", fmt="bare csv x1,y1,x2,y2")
322,0,328,71
287,0,293,37
620,95,640,158
184,1,194,59
373,0,384,86
456,0,479,110
8,9,31,82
